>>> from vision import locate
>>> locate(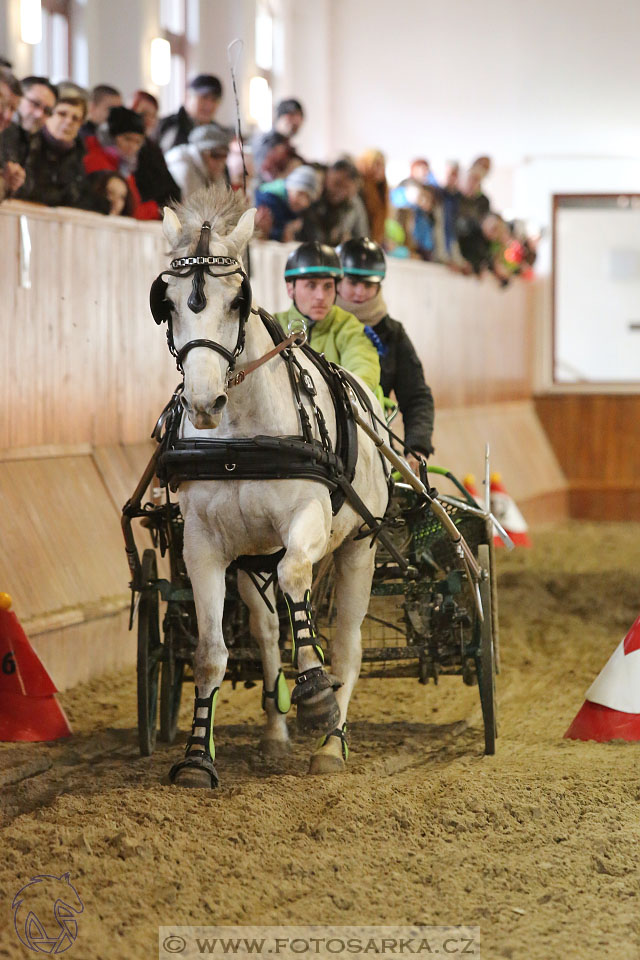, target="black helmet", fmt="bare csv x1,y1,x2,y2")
337,237,386,282
284,241,343,281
